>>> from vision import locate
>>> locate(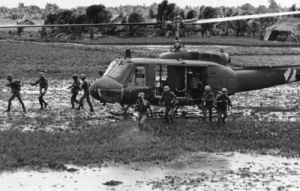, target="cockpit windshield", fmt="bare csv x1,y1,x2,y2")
104,60,132,83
